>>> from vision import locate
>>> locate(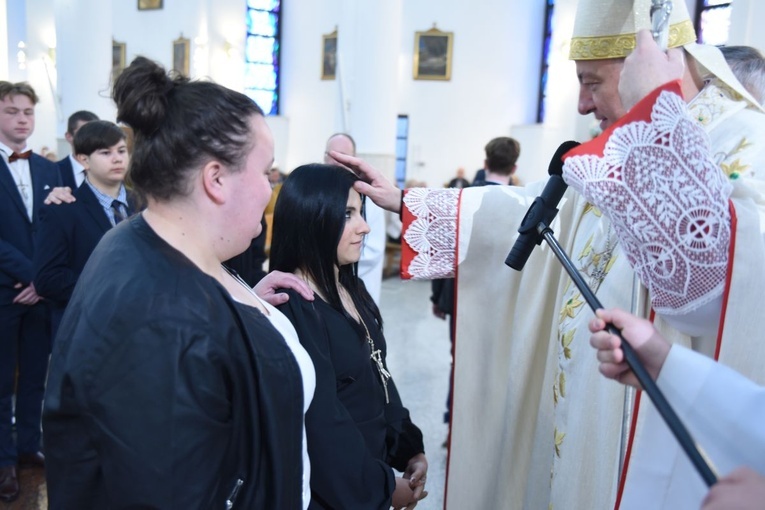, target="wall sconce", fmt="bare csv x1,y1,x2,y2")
193,35,209,76
17,41,27,70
